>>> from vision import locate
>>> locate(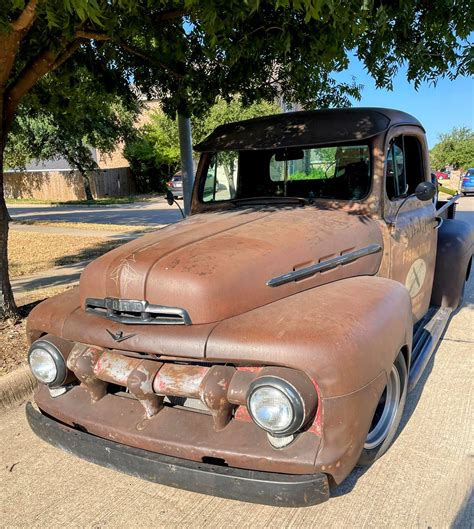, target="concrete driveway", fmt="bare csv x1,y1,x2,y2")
1,198,473,528
8,198,183,226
